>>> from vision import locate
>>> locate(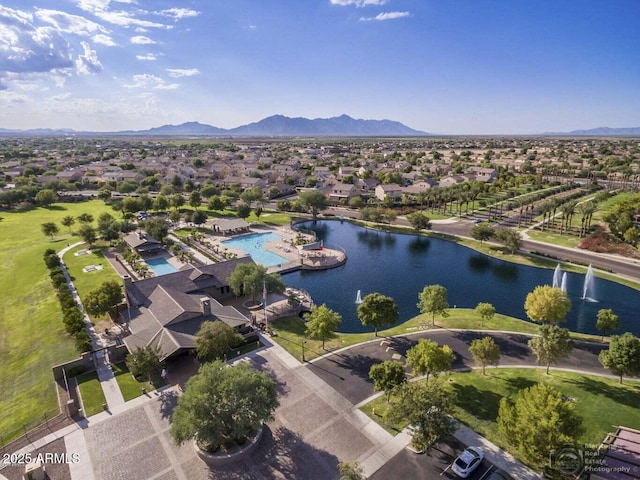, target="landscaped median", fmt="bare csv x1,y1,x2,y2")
269,309,603,363
358,368,640,470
